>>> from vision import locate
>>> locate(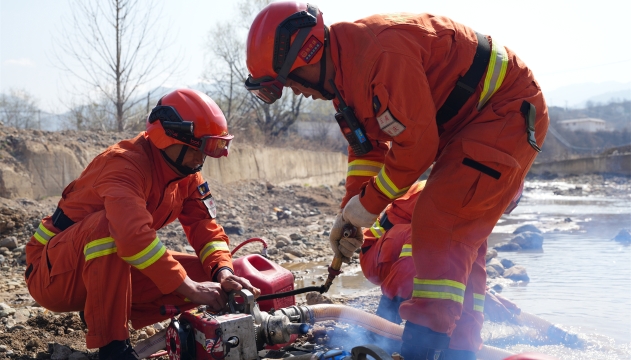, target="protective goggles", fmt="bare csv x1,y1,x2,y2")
244,76,284,104
149,105,234,158
199,134,234,158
